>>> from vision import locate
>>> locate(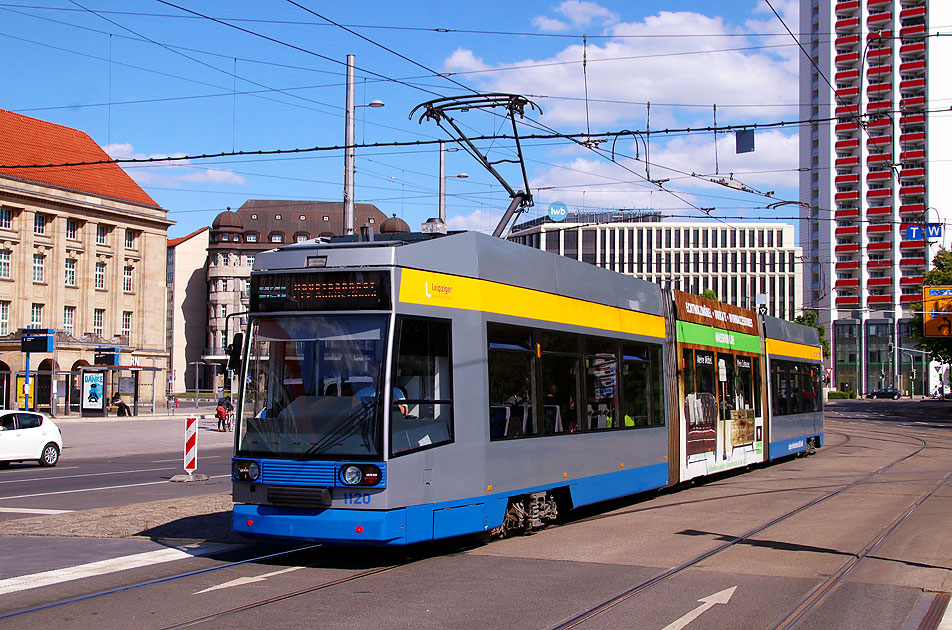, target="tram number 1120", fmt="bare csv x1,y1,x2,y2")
342,492,371,504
